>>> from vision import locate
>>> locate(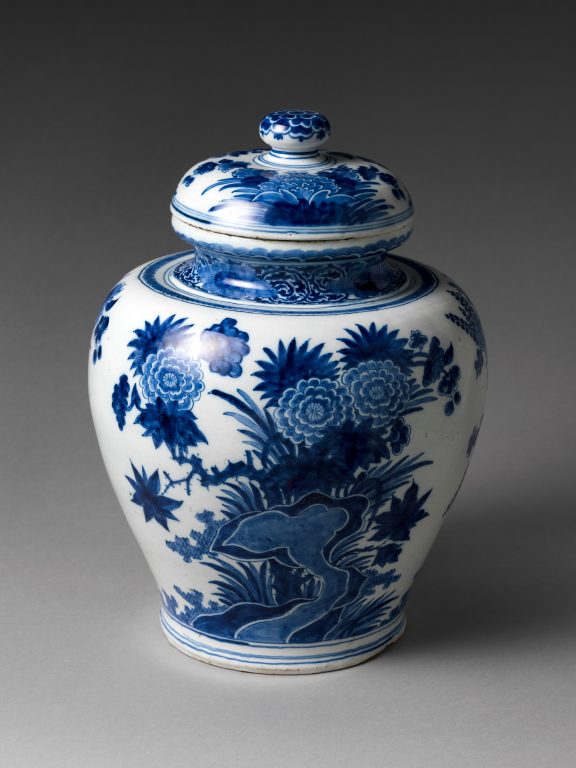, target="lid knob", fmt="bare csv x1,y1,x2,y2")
257,110,332,168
